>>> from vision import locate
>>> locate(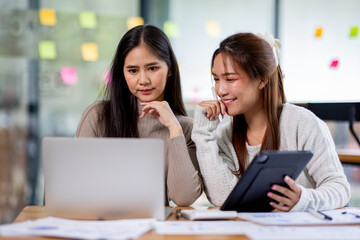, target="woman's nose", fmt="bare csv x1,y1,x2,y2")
216,81,228,97
139,71,150,85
